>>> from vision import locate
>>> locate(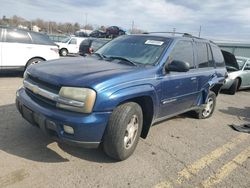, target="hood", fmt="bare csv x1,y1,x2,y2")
27,56,140,88
221,50,239,71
